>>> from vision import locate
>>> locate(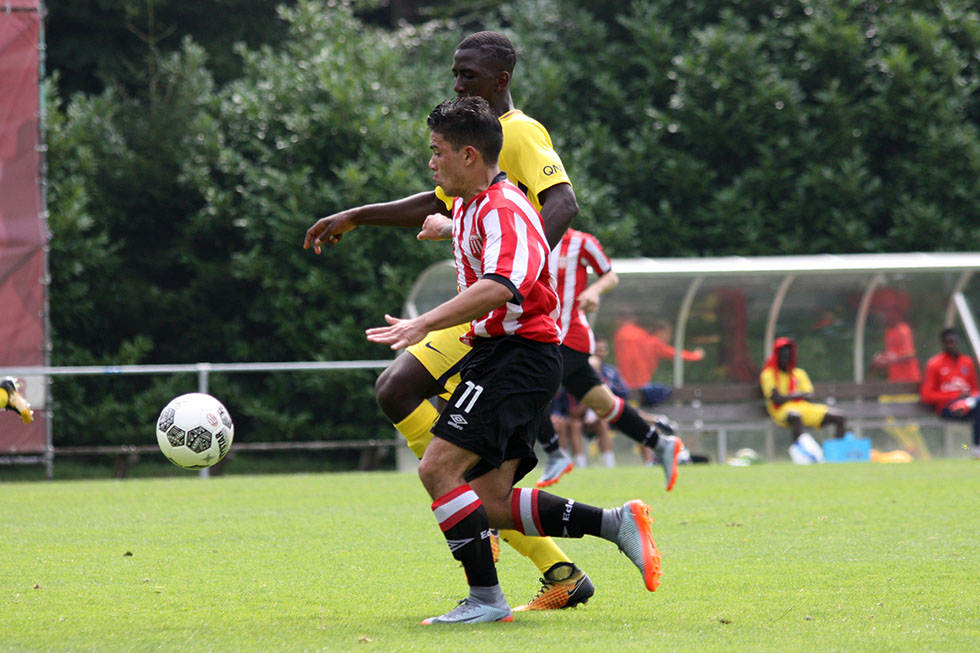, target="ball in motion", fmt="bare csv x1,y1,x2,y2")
156,393,234,469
